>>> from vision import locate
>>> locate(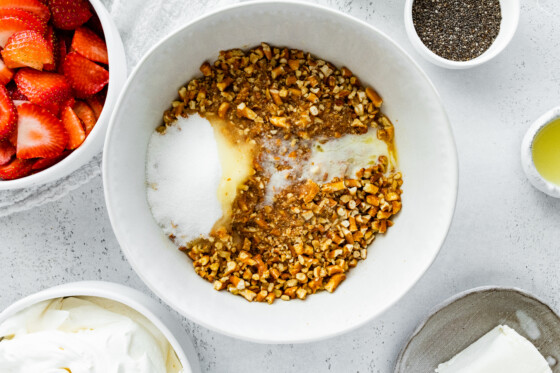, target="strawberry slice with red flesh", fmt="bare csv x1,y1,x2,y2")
14,68,71,110
16,102,66,159
2,30,53,70
0,84,17,140
31,148,69,170
0,9,46,48
72,27,107,65
6,80,27,100
0,157,33,179
7,120,16,145
72,100,95,134
42,24,56,71
0,8,46,33
63,51,107,98
41,95,74,116
47,0,91,30
86,94,104,119
0,55,13,84
60,105,84,149
0,139,15,165
0,0,50,22
56,37,65,68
